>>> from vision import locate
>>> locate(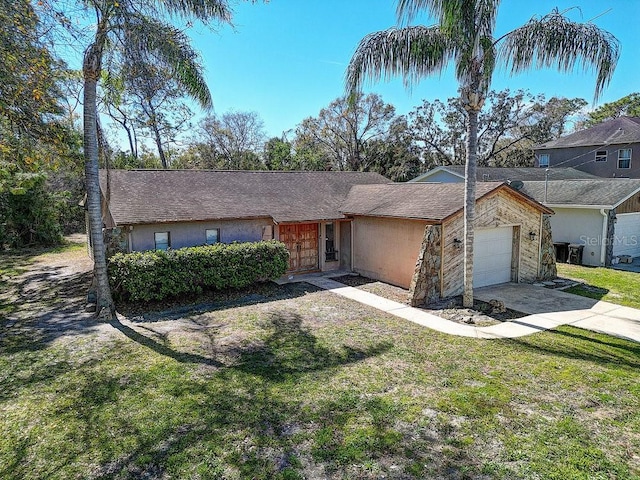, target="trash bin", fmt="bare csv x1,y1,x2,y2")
553,242,570,263
568,244,584,265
